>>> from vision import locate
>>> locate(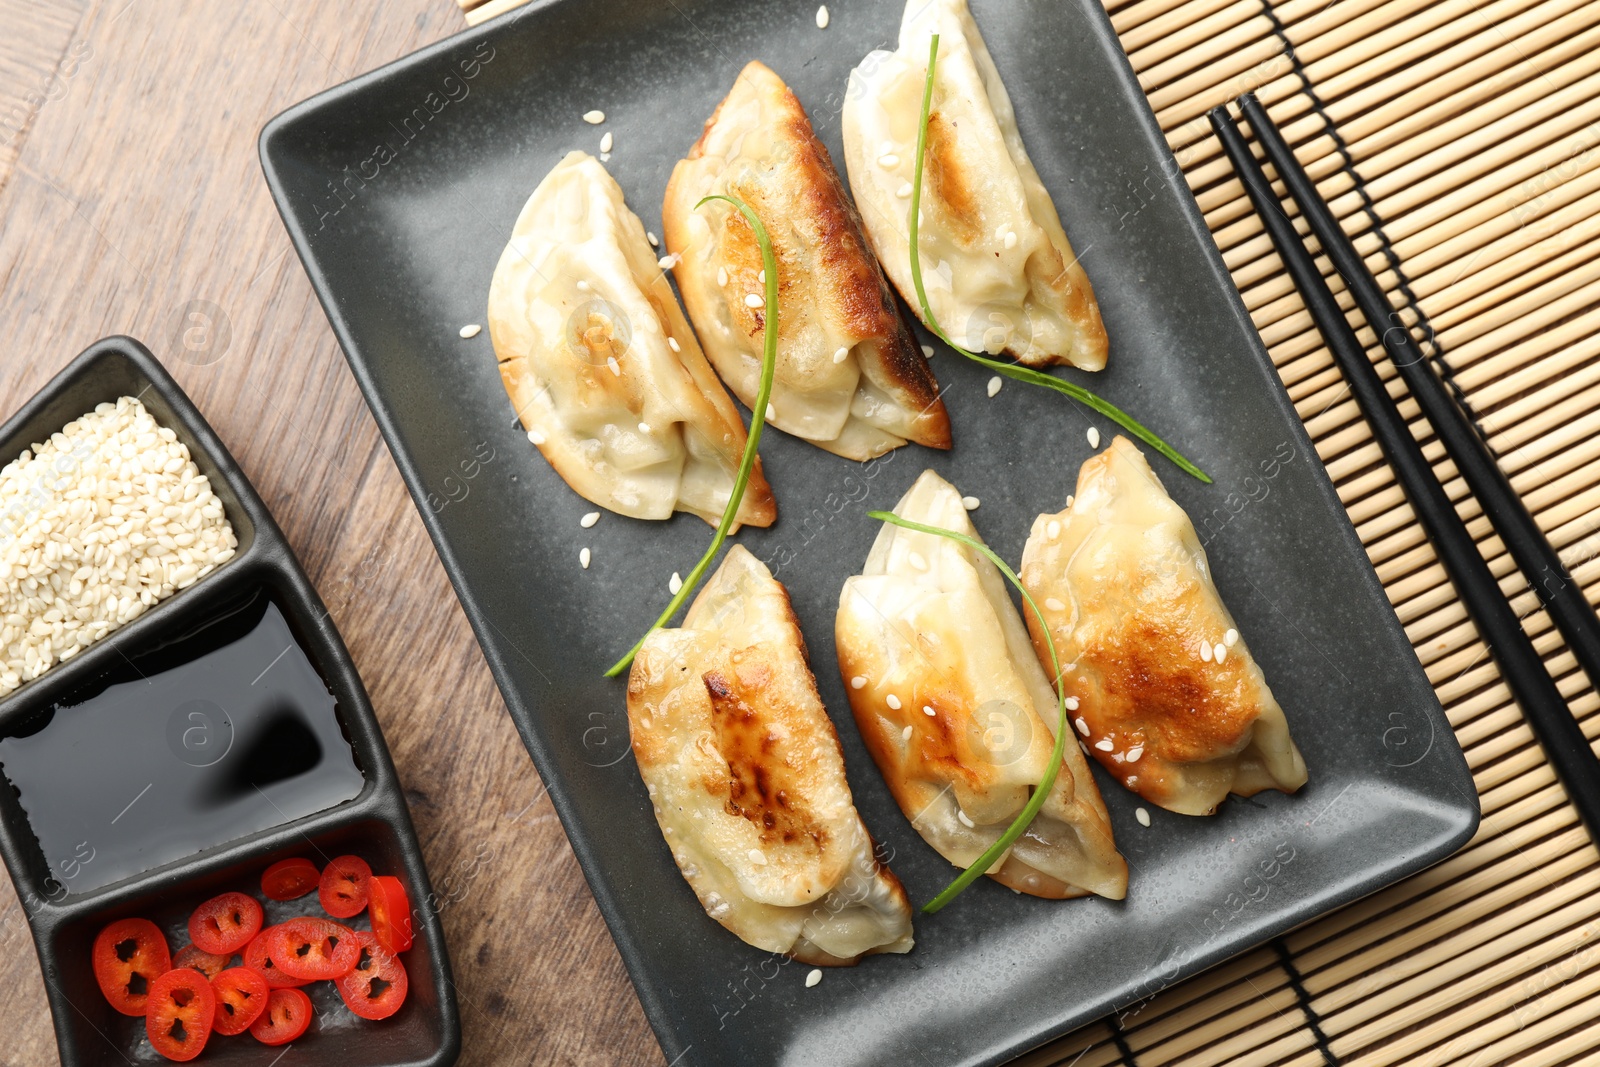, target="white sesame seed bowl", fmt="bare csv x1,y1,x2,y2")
0,337,461,1067
0,337,256,709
